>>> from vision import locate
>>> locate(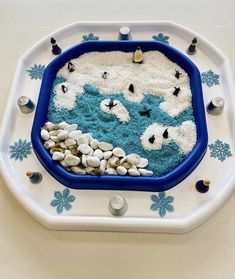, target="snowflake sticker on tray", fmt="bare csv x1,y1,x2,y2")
201,70,220,87
208,139,232,162
27,64,46,80
152,33,170,44
9,139,32,161
150,192,174,217
50,188,76,214
82,33,99,42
